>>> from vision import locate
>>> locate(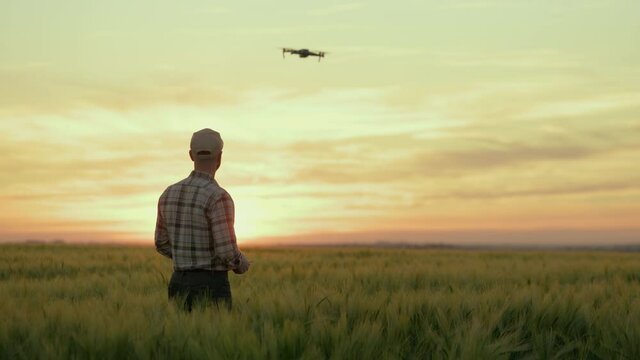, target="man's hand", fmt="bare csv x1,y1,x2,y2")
233,253,250,274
